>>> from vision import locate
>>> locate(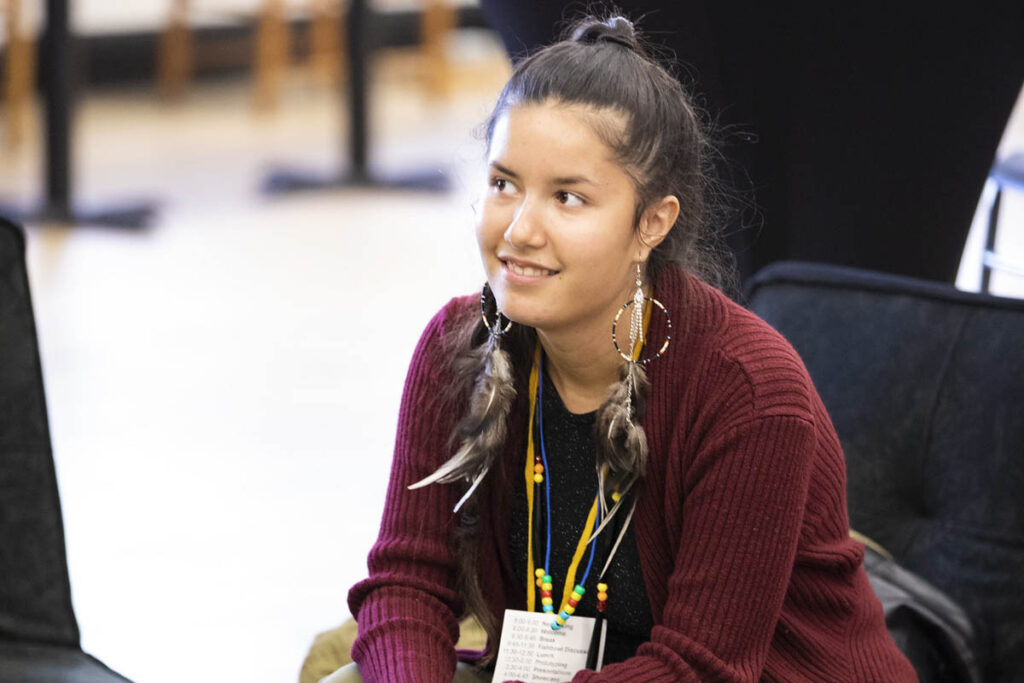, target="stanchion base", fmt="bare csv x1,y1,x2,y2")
261,165,451,195
0,200,158,229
